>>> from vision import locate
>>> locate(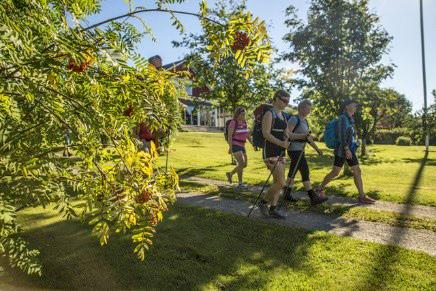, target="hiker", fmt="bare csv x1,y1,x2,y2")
148,55,162,69
257,90,291,219
283,100,328,206
226,107,250,189
316,99,376,204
